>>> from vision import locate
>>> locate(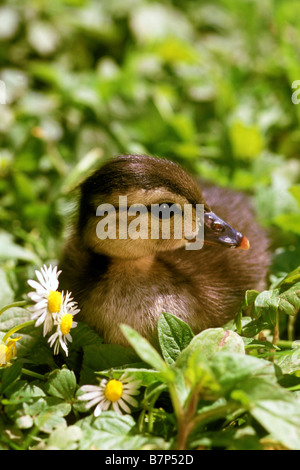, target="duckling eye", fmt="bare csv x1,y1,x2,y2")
212,221,225,232
206,215,225,232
